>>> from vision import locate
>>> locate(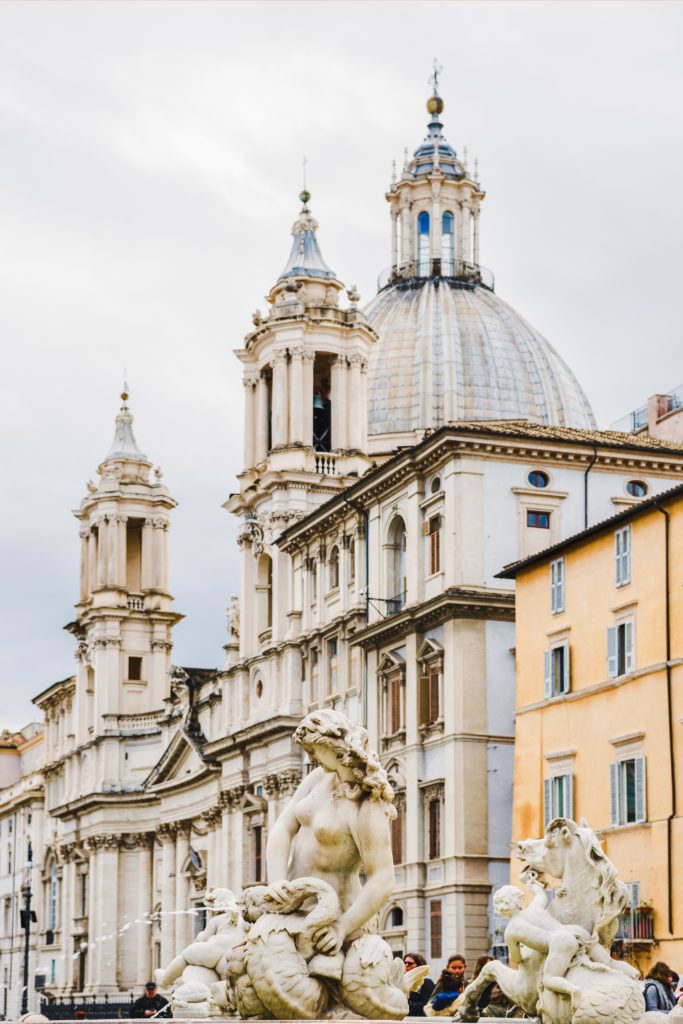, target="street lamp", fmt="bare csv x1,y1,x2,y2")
19,841,37,1016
